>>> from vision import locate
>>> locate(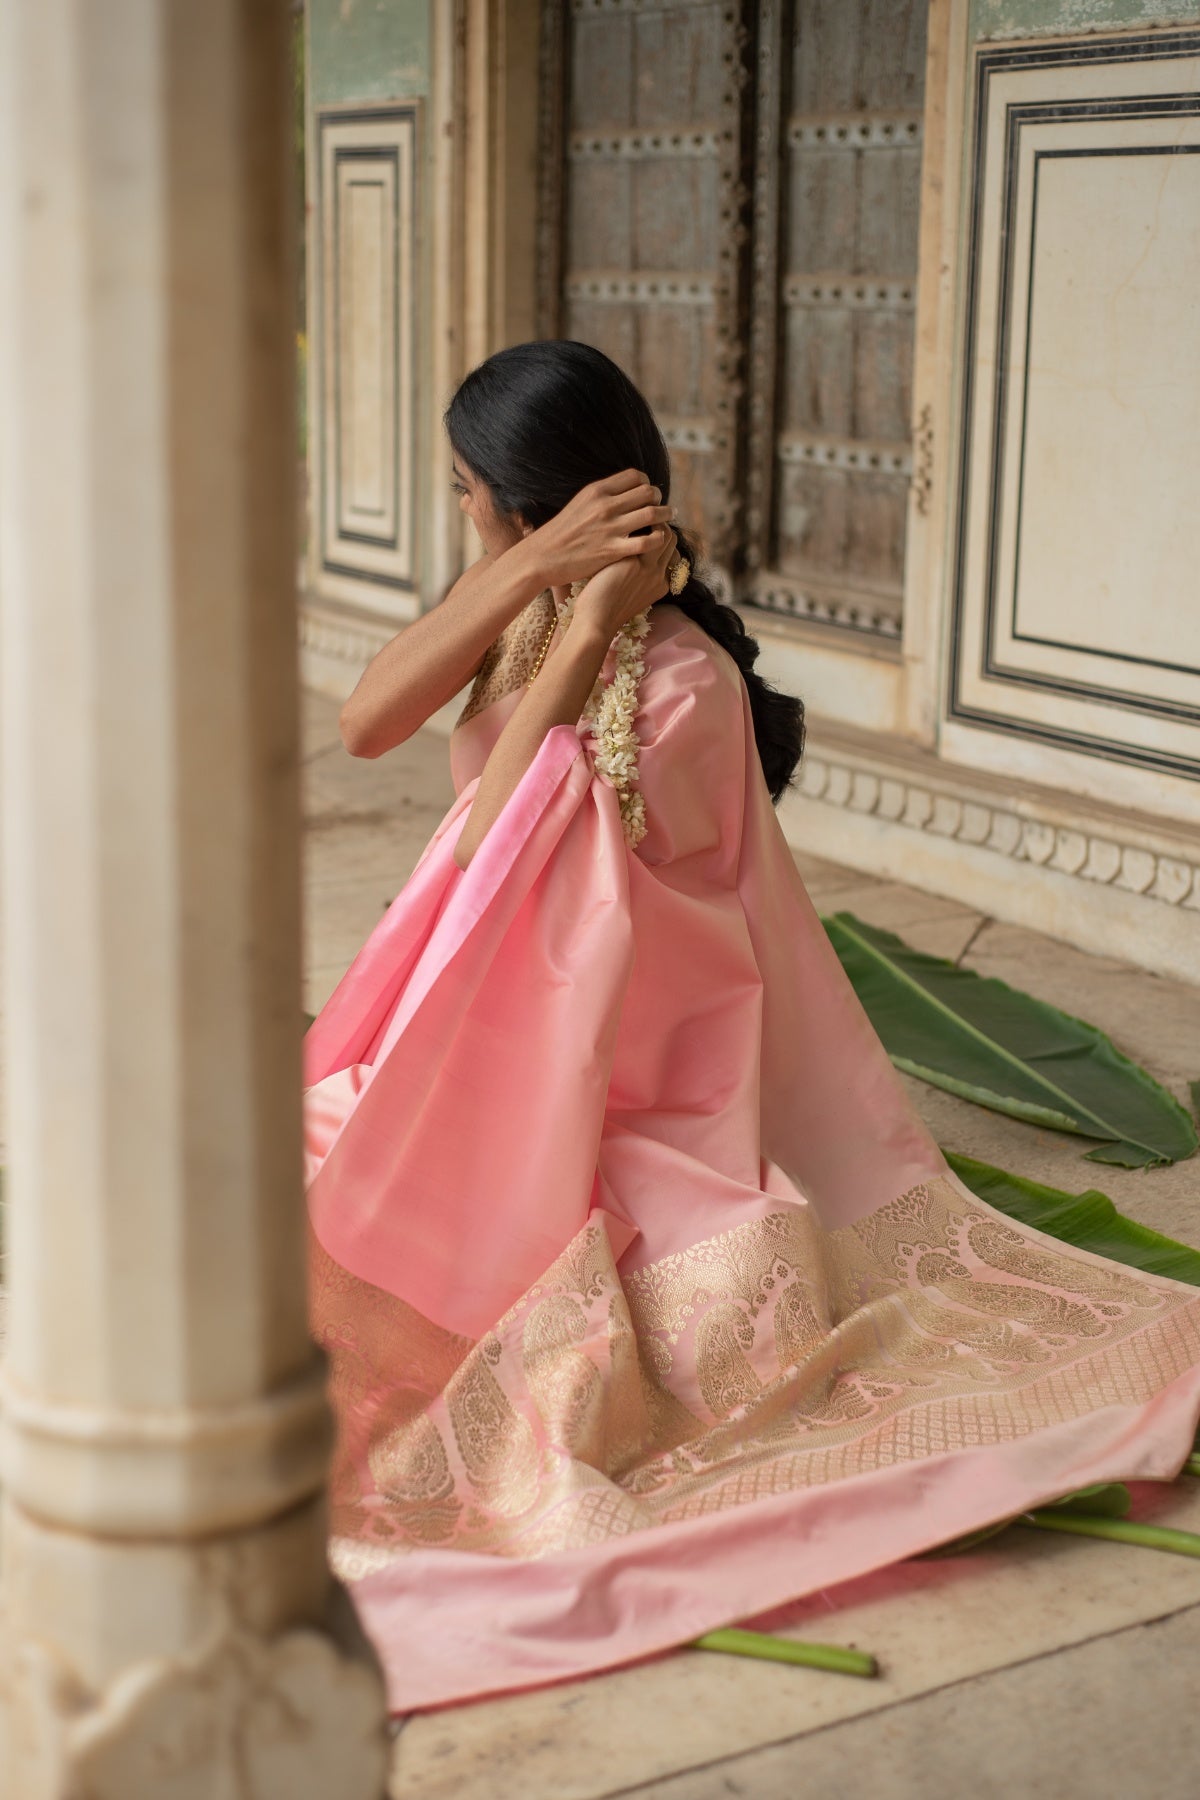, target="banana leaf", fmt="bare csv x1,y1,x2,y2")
1049,1483,1133,1518
823,913,1197,1169
946,1151,1200,1287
